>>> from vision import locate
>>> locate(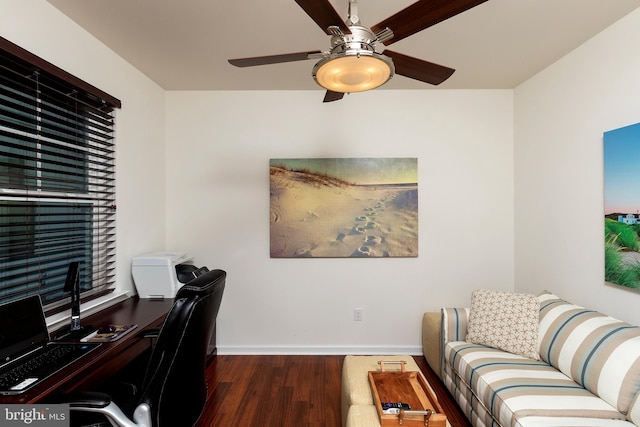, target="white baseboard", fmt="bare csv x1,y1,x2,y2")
217,345,423,356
